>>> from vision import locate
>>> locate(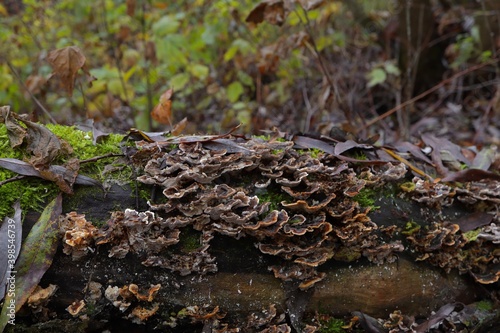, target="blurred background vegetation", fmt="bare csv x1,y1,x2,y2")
0,0,498,142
